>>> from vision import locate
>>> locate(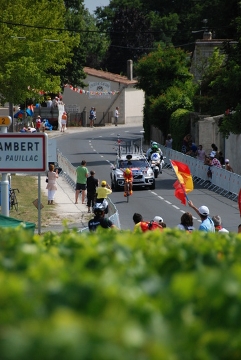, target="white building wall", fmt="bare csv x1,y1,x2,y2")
124,88,144,124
